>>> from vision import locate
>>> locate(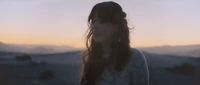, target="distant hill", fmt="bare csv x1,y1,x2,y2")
0,43,81,54
0,41,3,45
1,42,199,57
139,44,200,57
